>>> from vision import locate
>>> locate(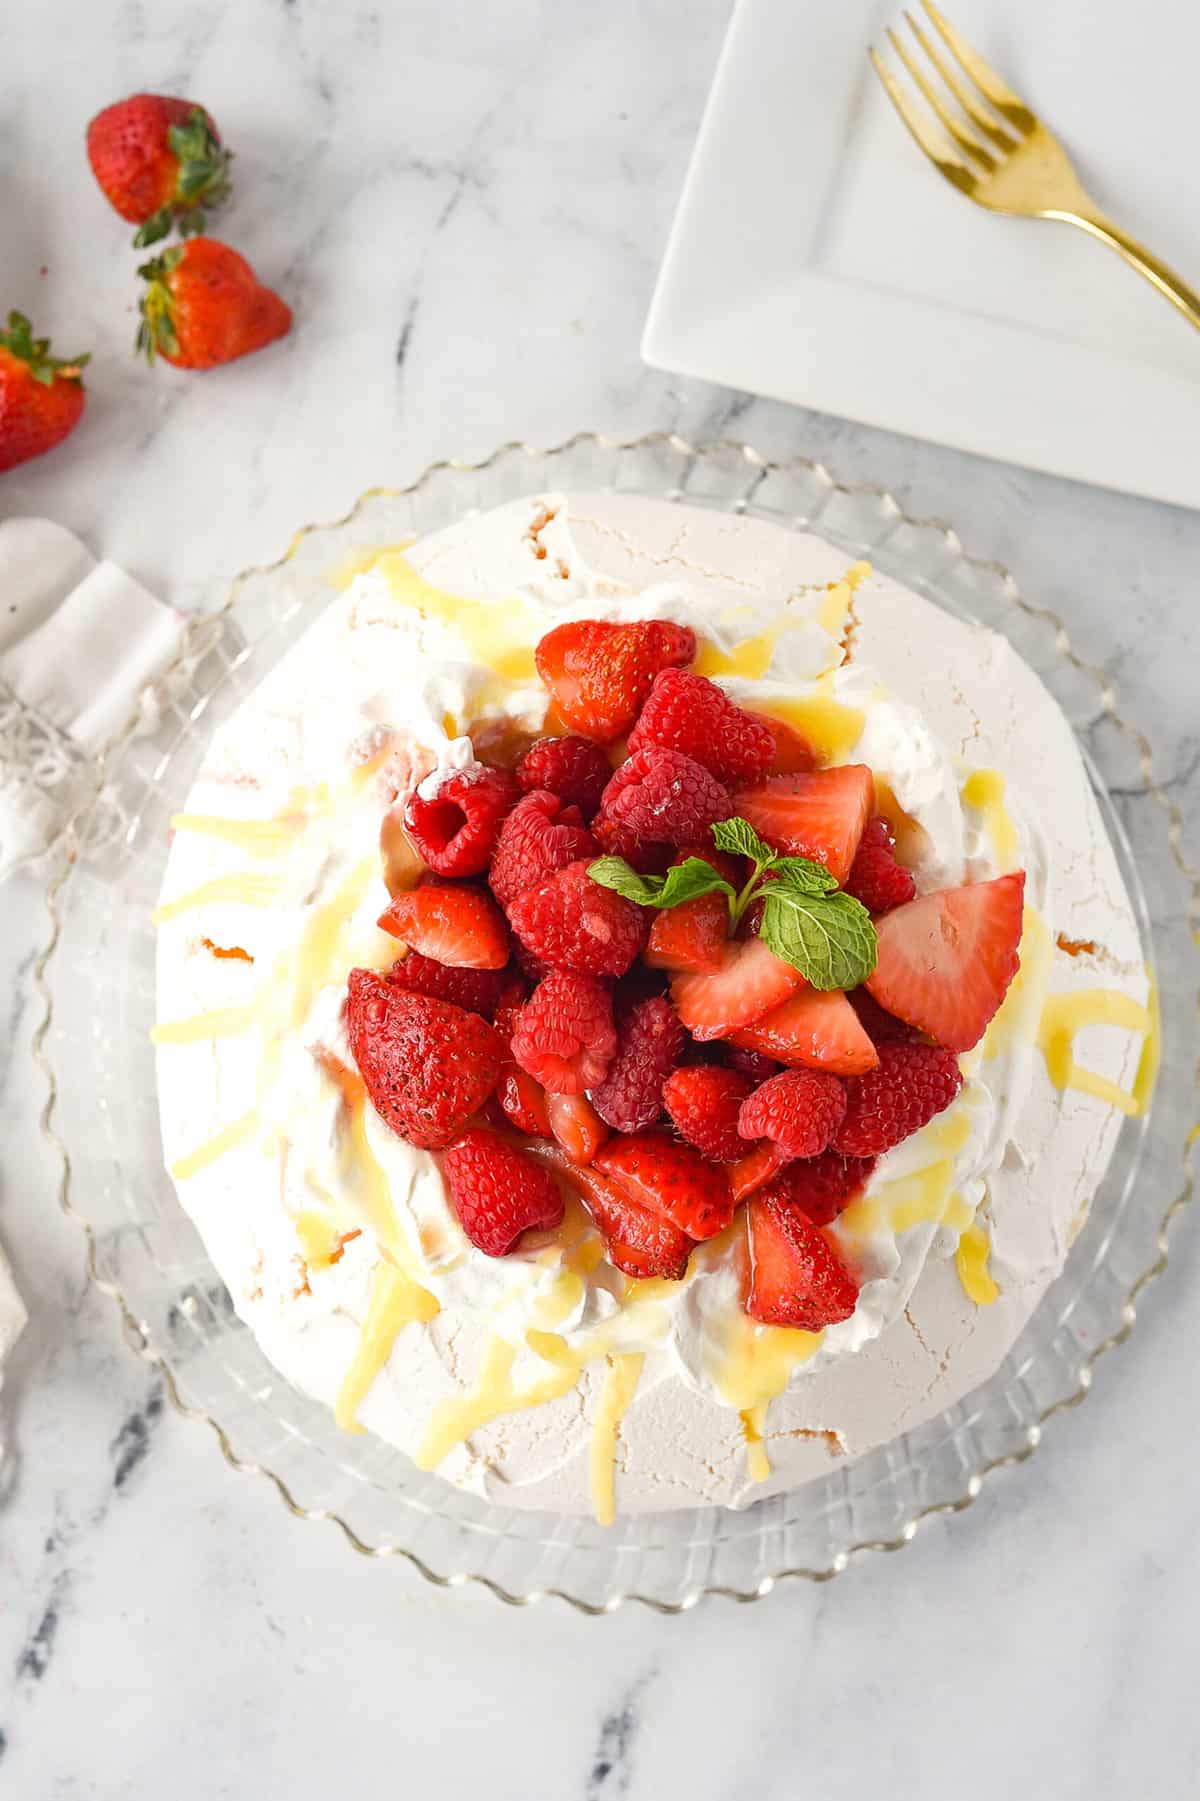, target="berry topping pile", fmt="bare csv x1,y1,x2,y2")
344,619,1026,1334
